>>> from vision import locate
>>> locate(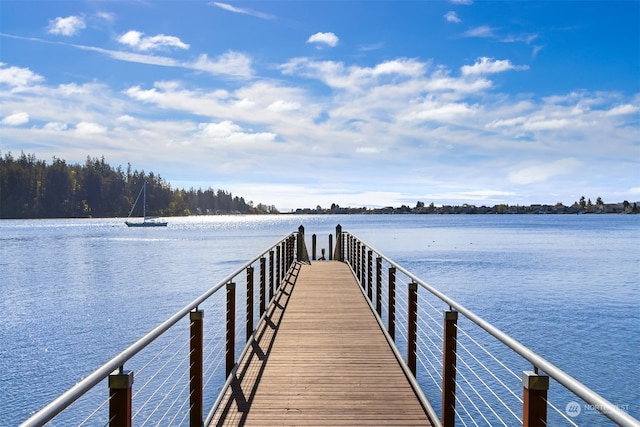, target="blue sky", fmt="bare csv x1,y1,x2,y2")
1,1,639,211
